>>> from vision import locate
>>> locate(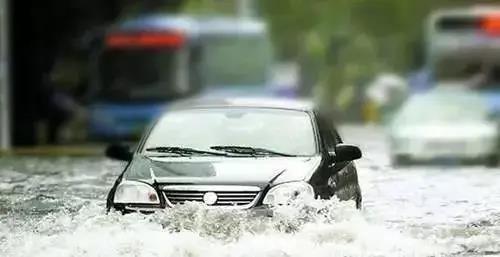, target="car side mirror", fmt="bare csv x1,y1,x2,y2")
329,144,362,163
105,143,133,162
